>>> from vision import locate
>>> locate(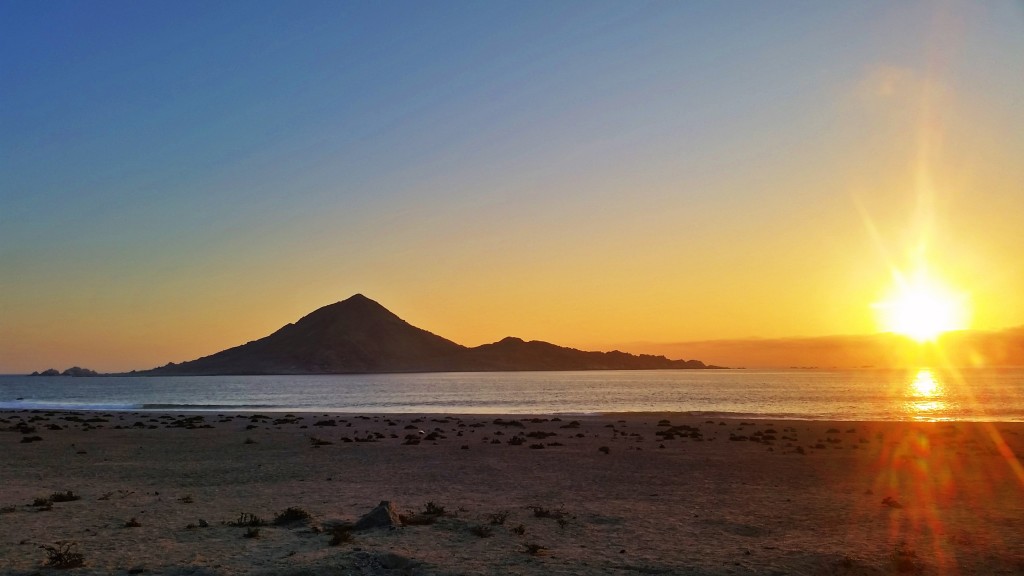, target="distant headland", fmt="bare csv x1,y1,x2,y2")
33,294,721,376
